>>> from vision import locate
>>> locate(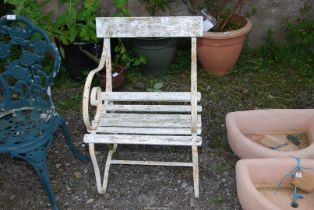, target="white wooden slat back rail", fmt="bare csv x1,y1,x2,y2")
83,16,203,199
96,17,203,38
